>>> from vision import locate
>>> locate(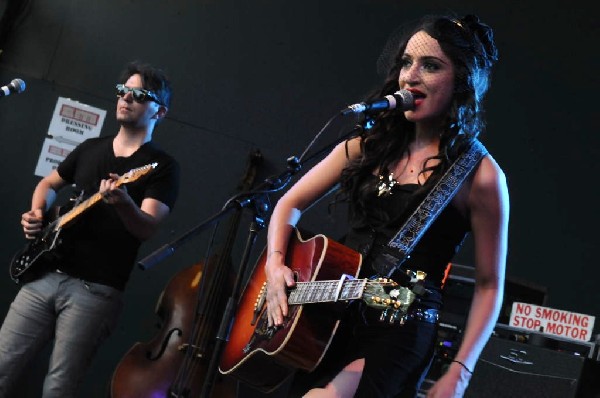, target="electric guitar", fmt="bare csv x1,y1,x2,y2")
218,229,423,392
9,163,158,284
